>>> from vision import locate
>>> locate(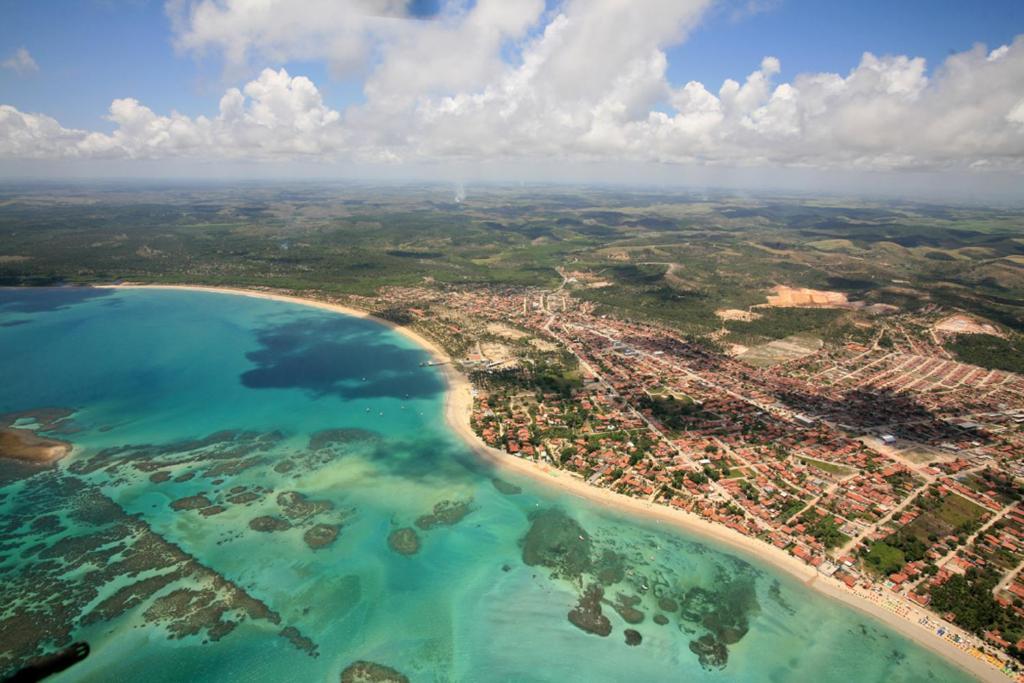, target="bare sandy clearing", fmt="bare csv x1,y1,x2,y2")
715,308,761,321
765,285,849,308
934,314,1000,336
